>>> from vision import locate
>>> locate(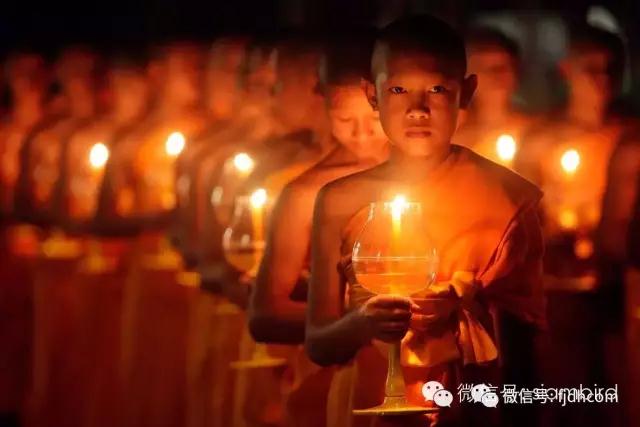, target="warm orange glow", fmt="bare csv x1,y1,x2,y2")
250,188,268,246
89,143,109,169
496,134,517,163
574,238,594,259
561,149,580,175
250,188,267,209
165,131,186,157
390,194,408,223
233,152,255,175
559,209,578,230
